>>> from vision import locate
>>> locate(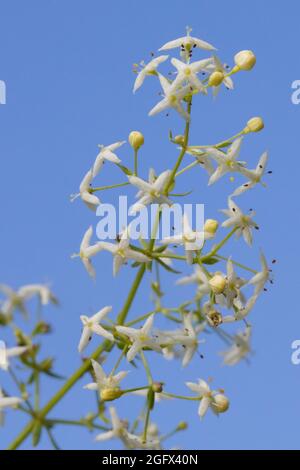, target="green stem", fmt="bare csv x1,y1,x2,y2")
134,149,138,176
215,254,258,274
91,181,129,192
201,227,238,261
116,265,146,325
162,392,200,401
140,351,153,384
